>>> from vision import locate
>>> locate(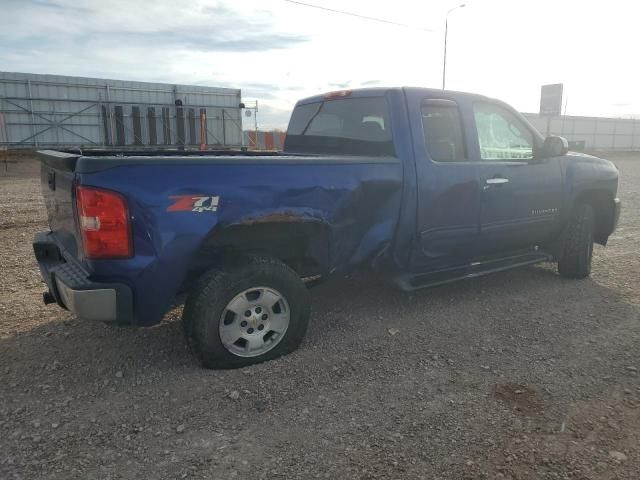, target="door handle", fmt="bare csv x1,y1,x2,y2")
485,178,509,185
